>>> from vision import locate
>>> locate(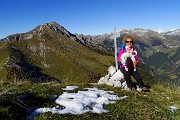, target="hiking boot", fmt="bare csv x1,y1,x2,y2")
142,86,150,92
